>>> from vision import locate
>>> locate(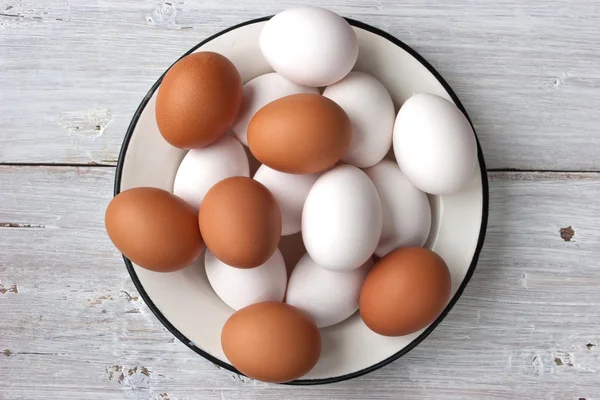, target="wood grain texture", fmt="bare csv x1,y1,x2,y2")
2,0,599,398
1,166,599,399
1,0,600,169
